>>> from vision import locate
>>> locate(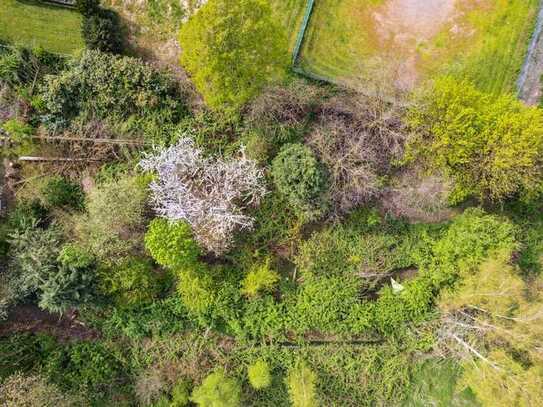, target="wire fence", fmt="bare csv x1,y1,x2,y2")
291,0,315,65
